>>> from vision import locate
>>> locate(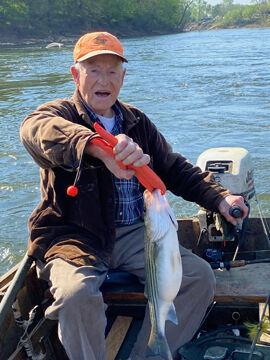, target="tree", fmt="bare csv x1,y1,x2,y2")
0,0,29,34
